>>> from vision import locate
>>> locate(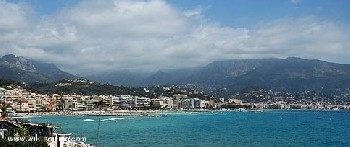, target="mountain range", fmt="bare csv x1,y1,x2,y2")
1,54,350,92
0,54,76,83
181,57,350,91
88,57,350,92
